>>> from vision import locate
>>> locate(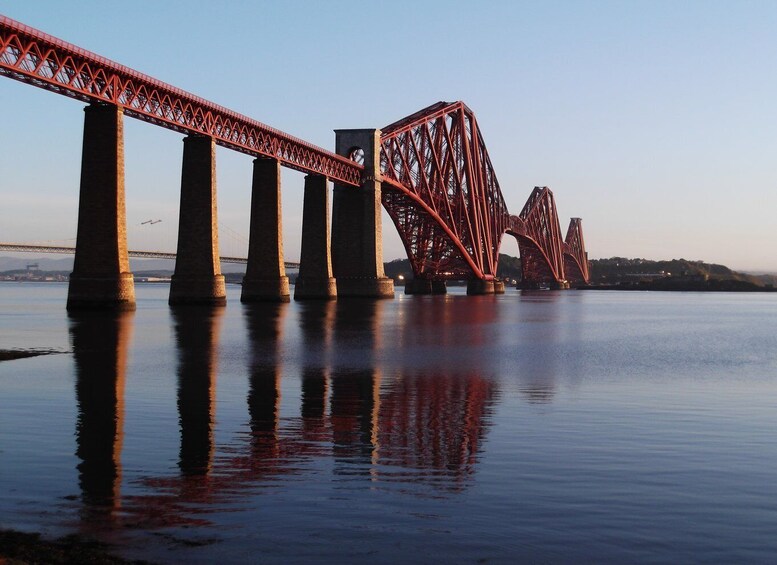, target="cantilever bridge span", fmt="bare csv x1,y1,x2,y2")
379,101,588,291
0,14,589,310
